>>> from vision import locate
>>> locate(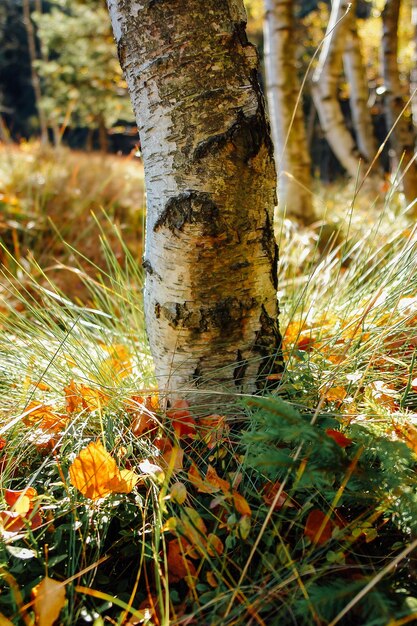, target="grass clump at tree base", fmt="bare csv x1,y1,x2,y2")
0,144,417,624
